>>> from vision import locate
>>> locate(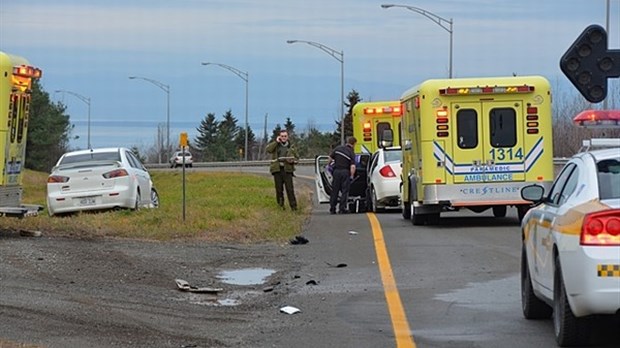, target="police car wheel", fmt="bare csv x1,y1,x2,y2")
553,256,588,346
521,245,552,319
